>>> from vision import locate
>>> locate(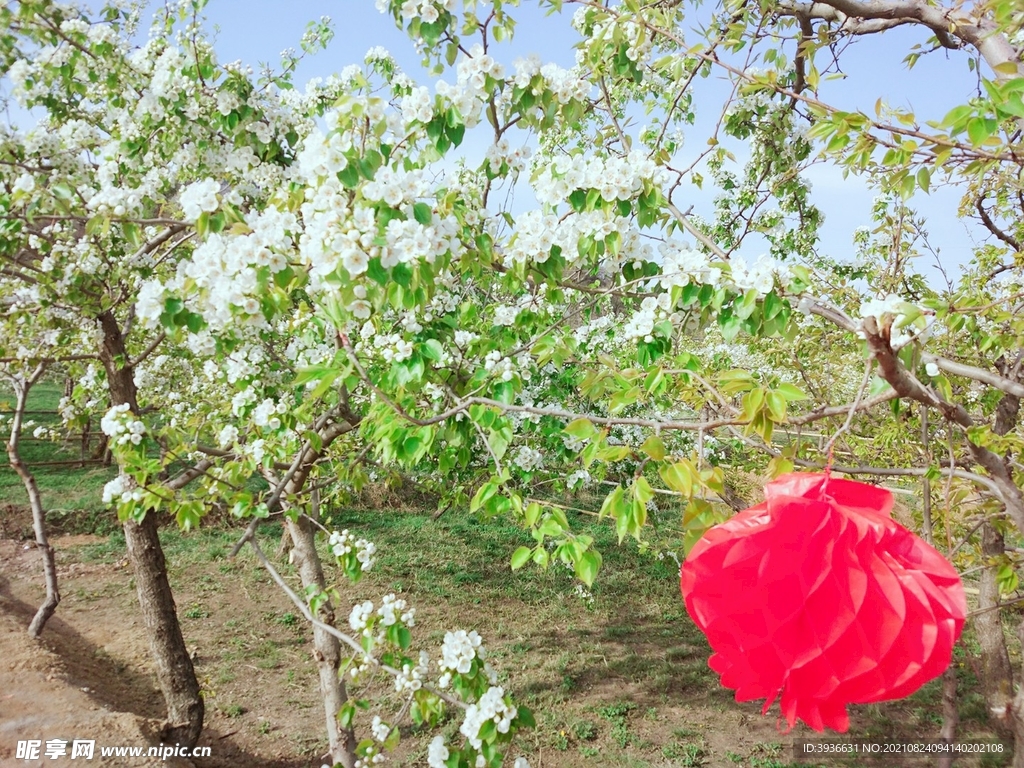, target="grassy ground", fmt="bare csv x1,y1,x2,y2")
19,506,1004,768
0,378,115,533
0,377,1013,766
